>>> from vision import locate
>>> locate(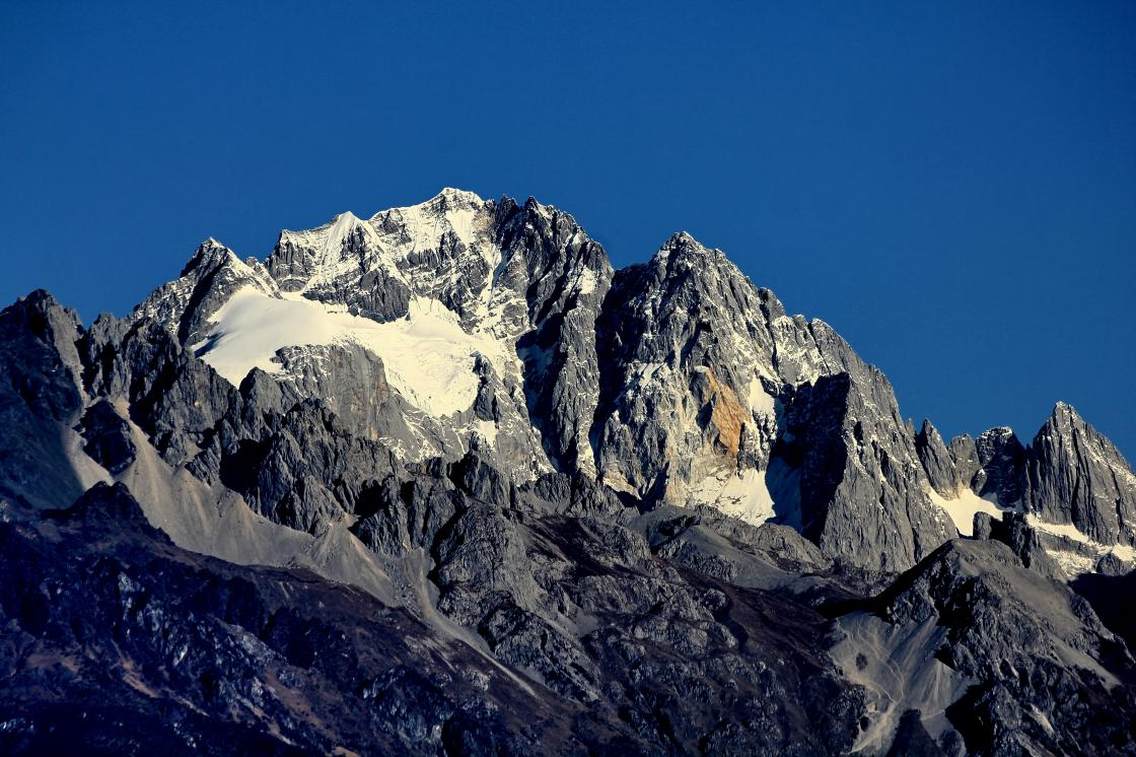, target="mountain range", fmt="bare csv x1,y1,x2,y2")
1,188,1134,754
